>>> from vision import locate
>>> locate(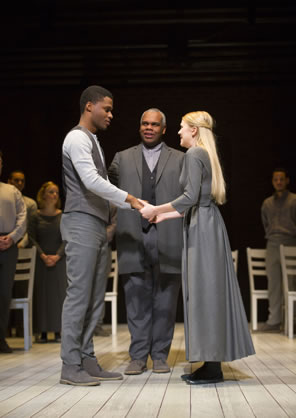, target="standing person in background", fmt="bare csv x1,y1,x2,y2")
140,111,255,385
60,85,142,386
8,170,37,248
8,170,37,338
108,108,184,375
28,181,67,344
0,151,26,353
261,168,296,332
